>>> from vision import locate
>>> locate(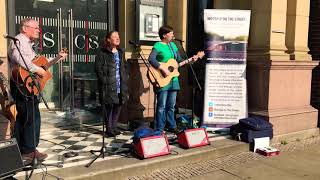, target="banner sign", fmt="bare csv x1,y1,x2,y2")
202,9,251,130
